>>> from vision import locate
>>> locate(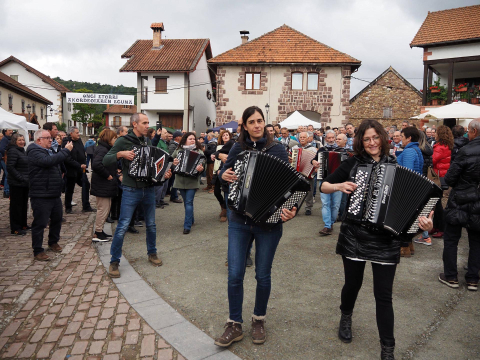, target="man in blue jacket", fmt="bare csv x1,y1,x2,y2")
27,129,73,261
